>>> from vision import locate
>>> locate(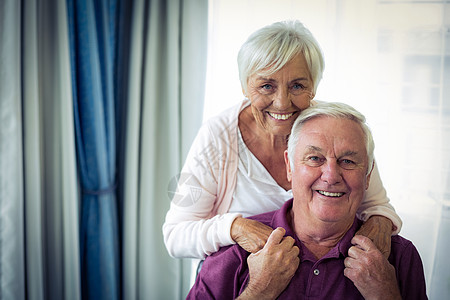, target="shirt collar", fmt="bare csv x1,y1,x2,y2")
271,199,362,259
